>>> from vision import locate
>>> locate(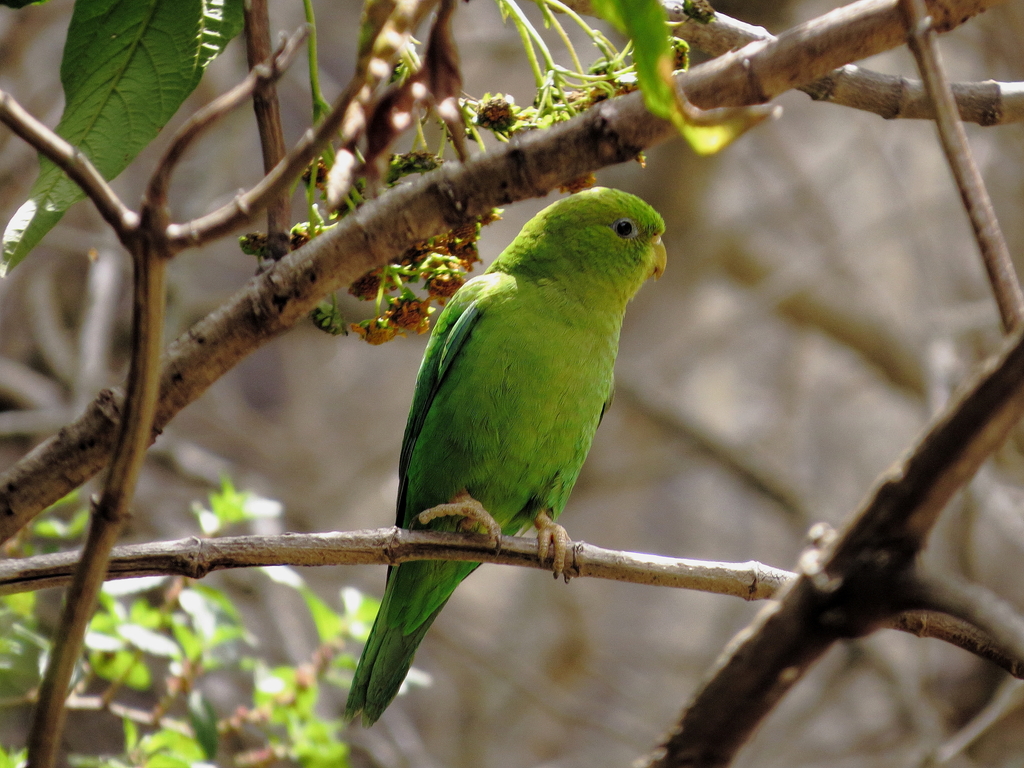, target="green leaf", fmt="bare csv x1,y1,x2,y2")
118,624,182,659
187,690,219,760
1,0,244,274
123,718,139,753
0,746,27,768
300,588,344,645
341,586,379,642
590,0,762,155
90,648,152,690
139,729,206,767
290,718,350,768
2,590,35,619
591,0,676,117
194,477,283,534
